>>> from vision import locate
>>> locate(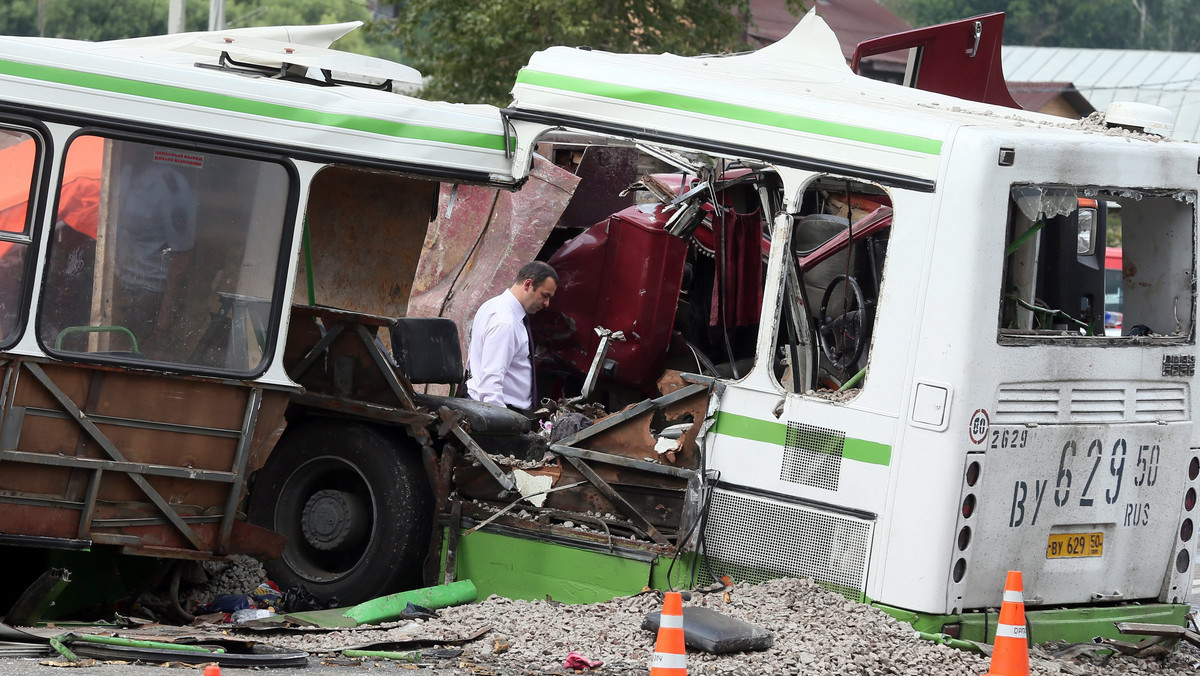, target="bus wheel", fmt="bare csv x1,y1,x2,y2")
246,419,431,606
